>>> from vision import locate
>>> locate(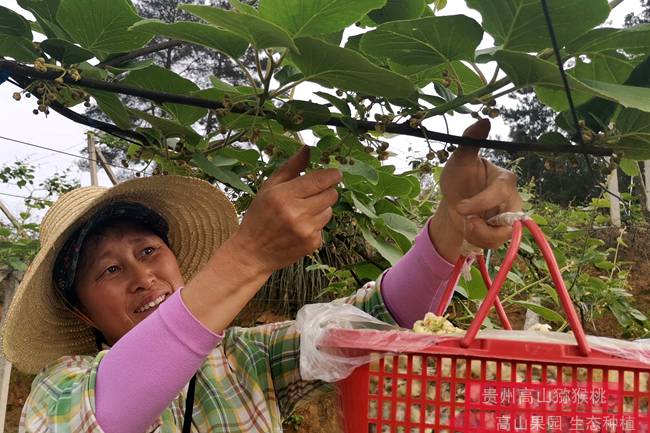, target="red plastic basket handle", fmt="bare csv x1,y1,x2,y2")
459,218,591,357
435,255,513,330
